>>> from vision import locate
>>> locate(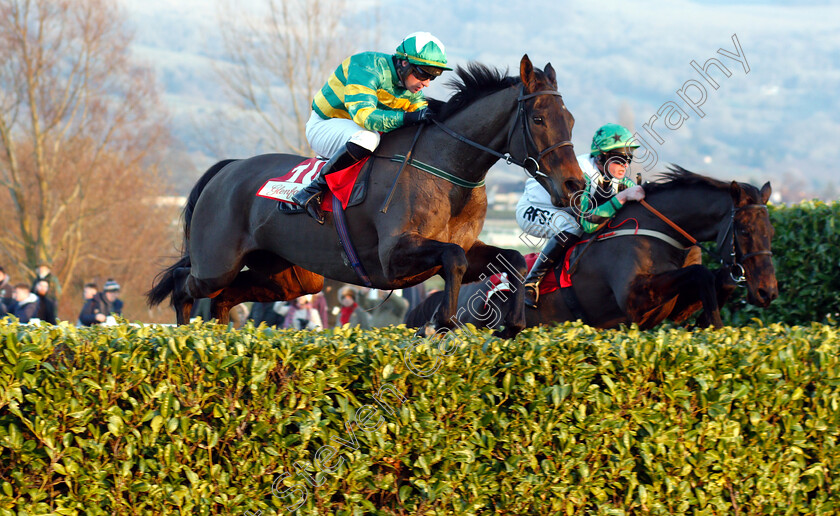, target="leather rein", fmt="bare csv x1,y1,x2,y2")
430,85,573,179
639,199,773,283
